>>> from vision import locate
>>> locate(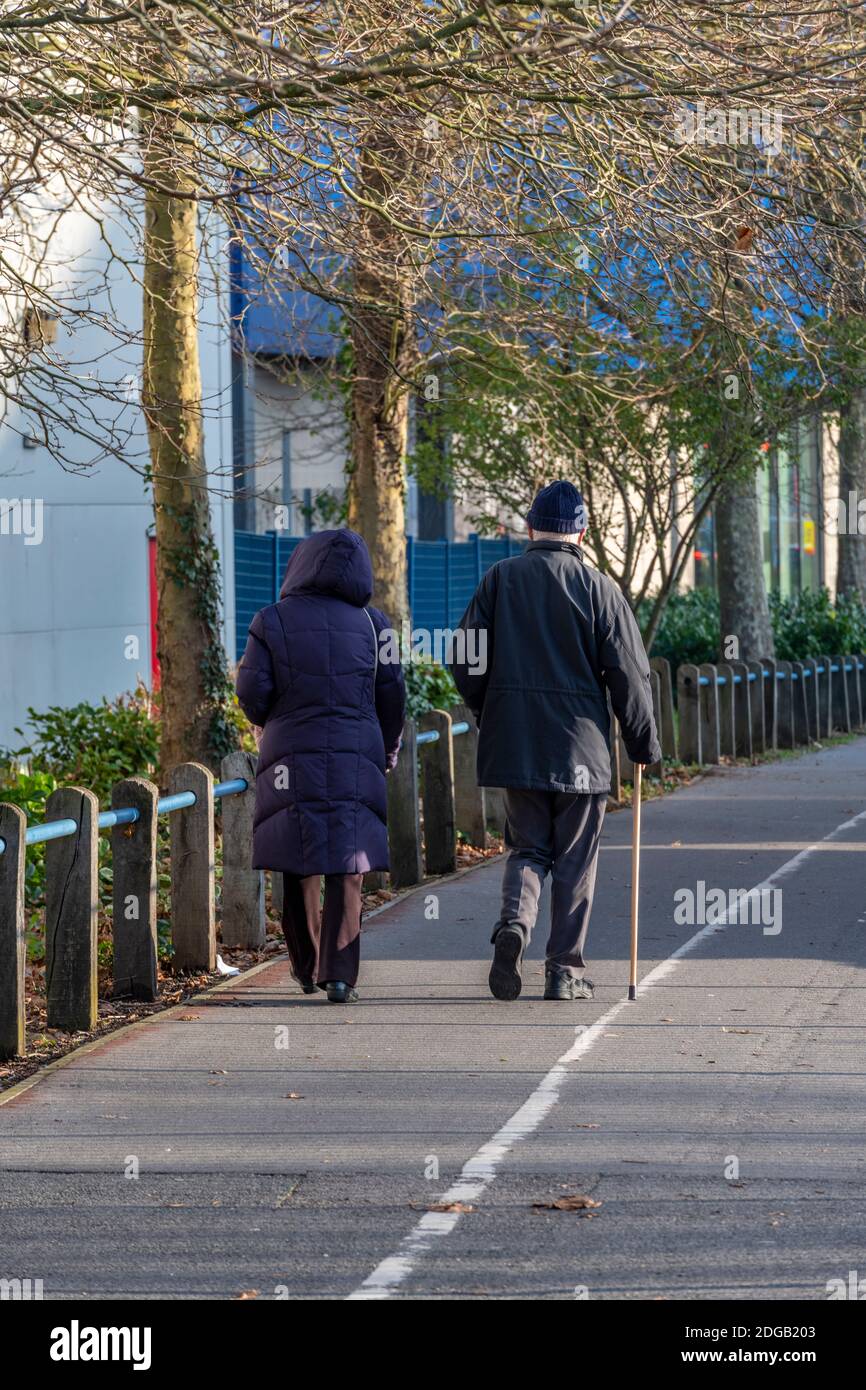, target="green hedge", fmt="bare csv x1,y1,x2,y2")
643,589,721,668
405,658,459,718
645,586,866,670
769,589,866,660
